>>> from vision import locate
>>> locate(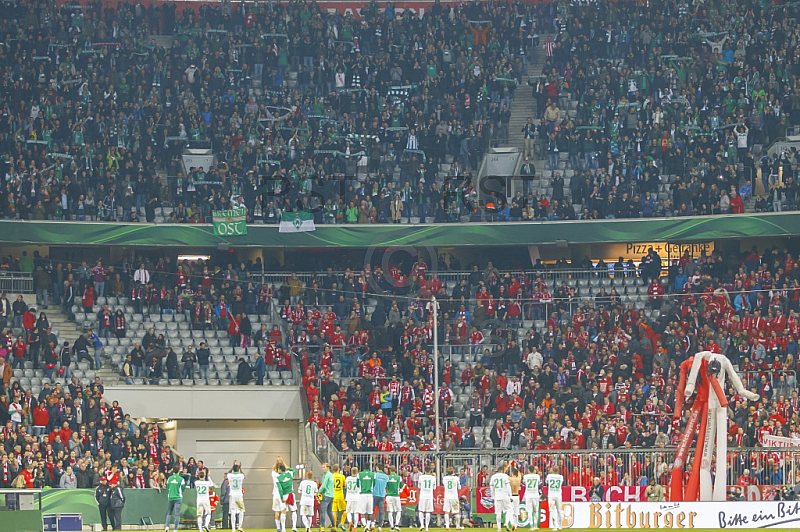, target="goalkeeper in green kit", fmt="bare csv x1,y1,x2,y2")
277,463,300,532
385,465,404,531
164,465,188,532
